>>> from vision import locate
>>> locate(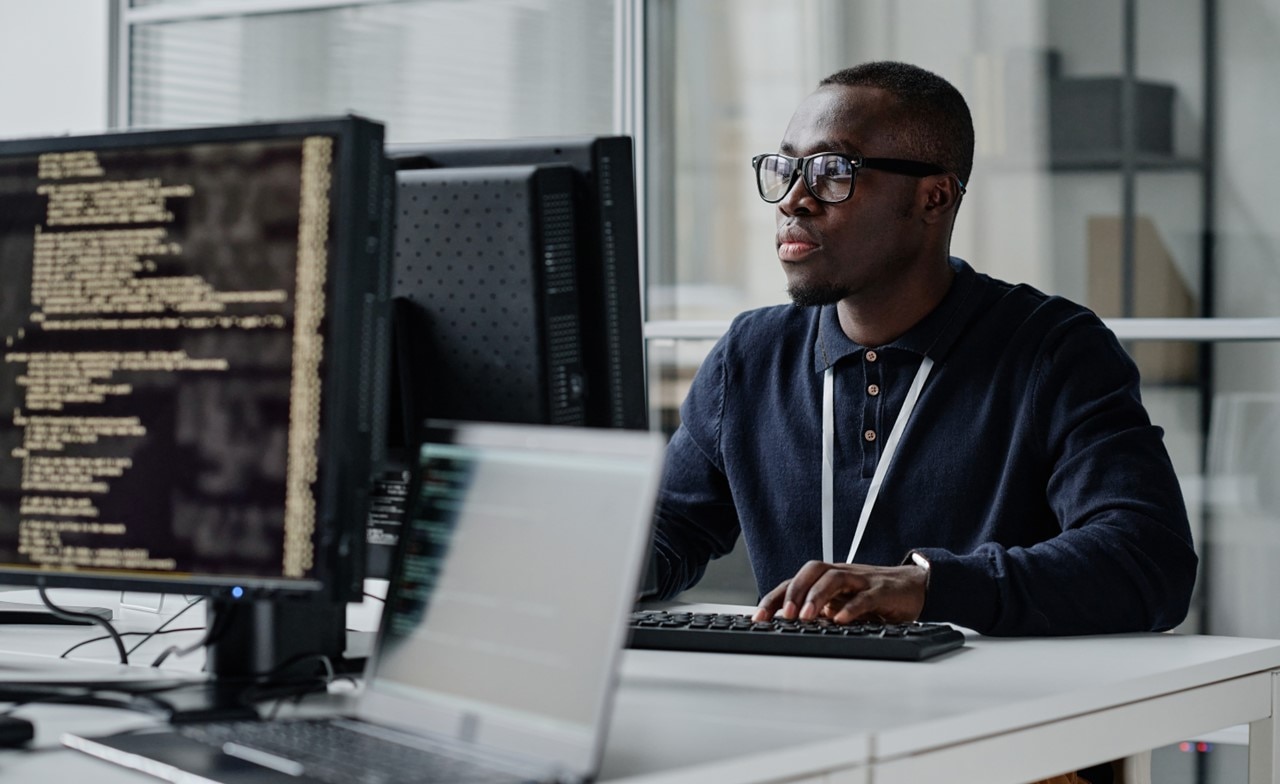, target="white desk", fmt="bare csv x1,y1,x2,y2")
1,598,1279,784
603,631,1280,784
